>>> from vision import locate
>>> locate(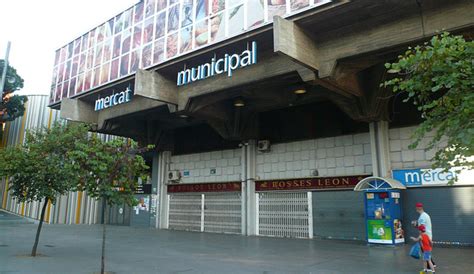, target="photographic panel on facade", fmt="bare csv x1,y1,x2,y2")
123,8,133,30
133,23,143,50
88,29,96,49
194,19,209,49
64,60,72,81
67,42,74,60
94,43,104,68
93,66,101,88
113,34,122,59
76,73,85,94
73,37,81,55
134,1,145,24
166,31,178,58
55,83,62,102
157,0,167,11
71,56,79,78
54,50,60,66
181,0,194,28
103,39,112,63
79,53,86,74
100,62,110,85
143,17,154,44
247,0,265,29
57,63,65,83
121,28,132,55
168,4,180,33
114,12,124,34
69,77,77,97
62,81,69,99
84,70,92,90
180,26,193,54
81,33,89,52
145,0,156,18
210,12,225,42
96,24,105,43
142,43,153,68
59,46,66,63
153,38,165,64
130,49,140,74
211,0,225,15
110,58,120,81
120,54,130,77
106,18,114,39
195,0,209,21
86,47,95,69
290,0,309,12
228,4,245,37
169,0,179,5
155,11,166,39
